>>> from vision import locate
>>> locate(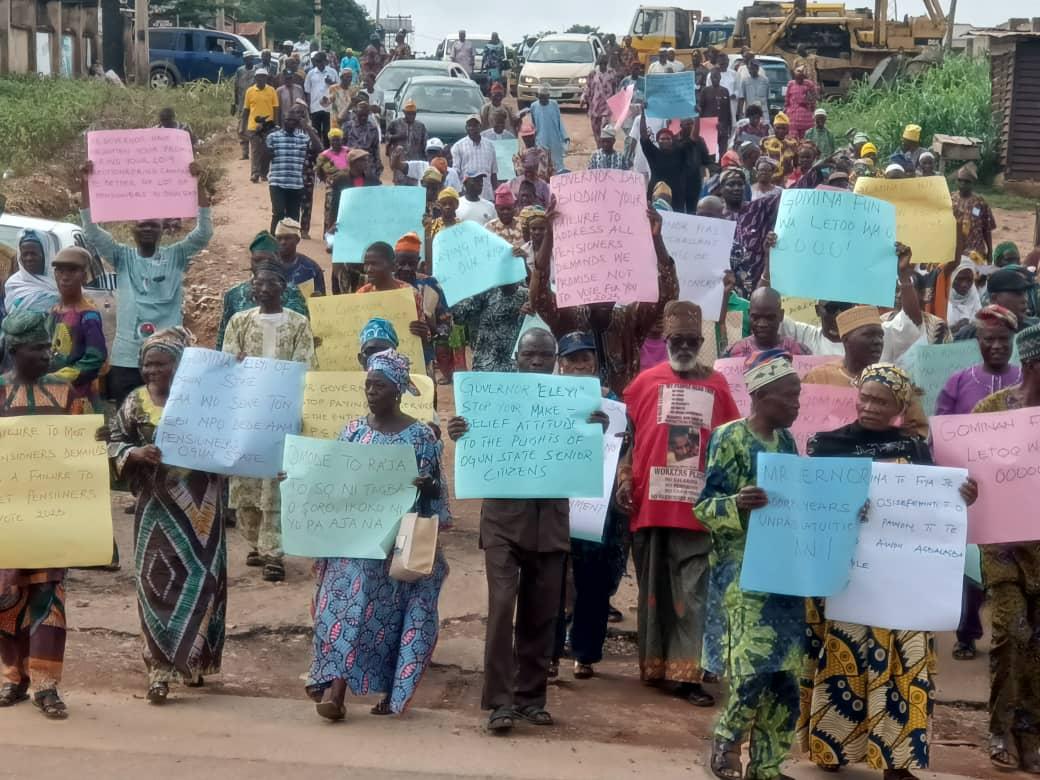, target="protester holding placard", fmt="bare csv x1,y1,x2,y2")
717,168,779,299
449,274,527,374
80,159,212,407
971,324,1040,774
639,106,697,215
696,350,805,780
307,349,450,721
529,206,677,396
446,328,609,733
801,362,978,777
936,305,1021,417
617,301,740,707
723,288,809,358
216,233,310,351
107,327,227,705
222,261,317,583
0,311,77,719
